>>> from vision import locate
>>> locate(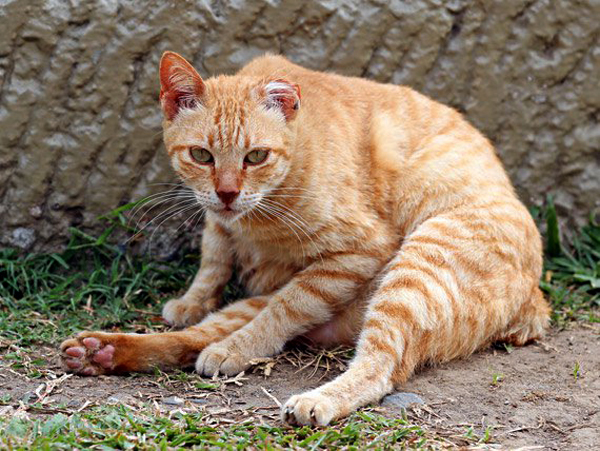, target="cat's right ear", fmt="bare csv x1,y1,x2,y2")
159,51,205,121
